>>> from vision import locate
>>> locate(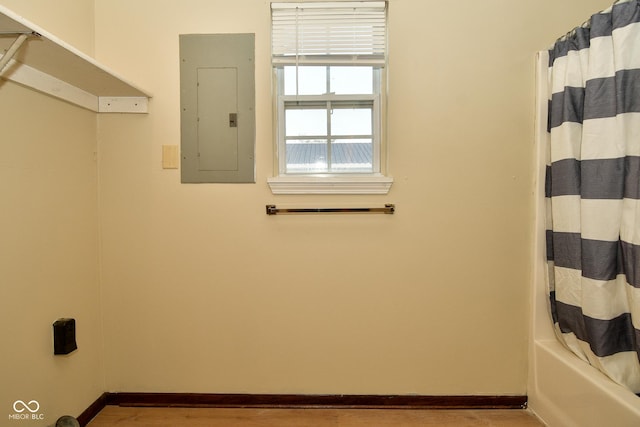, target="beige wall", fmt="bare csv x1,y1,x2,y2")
0,0,615,420
94,0,611,395
0,1,101,424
